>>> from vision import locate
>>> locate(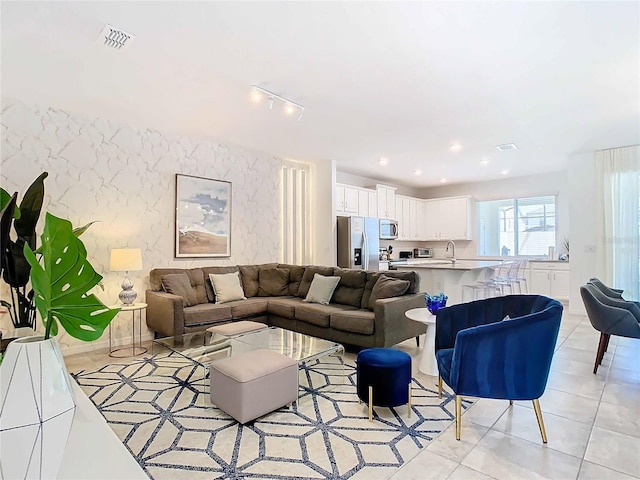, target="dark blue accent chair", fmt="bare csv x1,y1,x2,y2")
435,295,563,442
